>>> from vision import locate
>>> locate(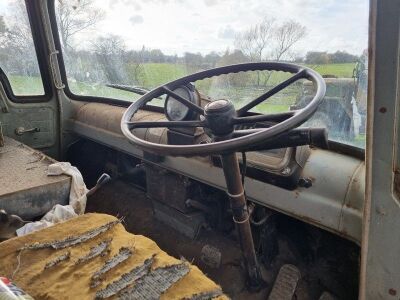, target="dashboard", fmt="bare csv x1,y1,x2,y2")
69,100,364,244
